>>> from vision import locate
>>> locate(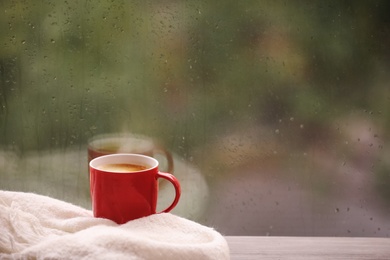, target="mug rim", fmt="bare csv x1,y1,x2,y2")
89,153,159,173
